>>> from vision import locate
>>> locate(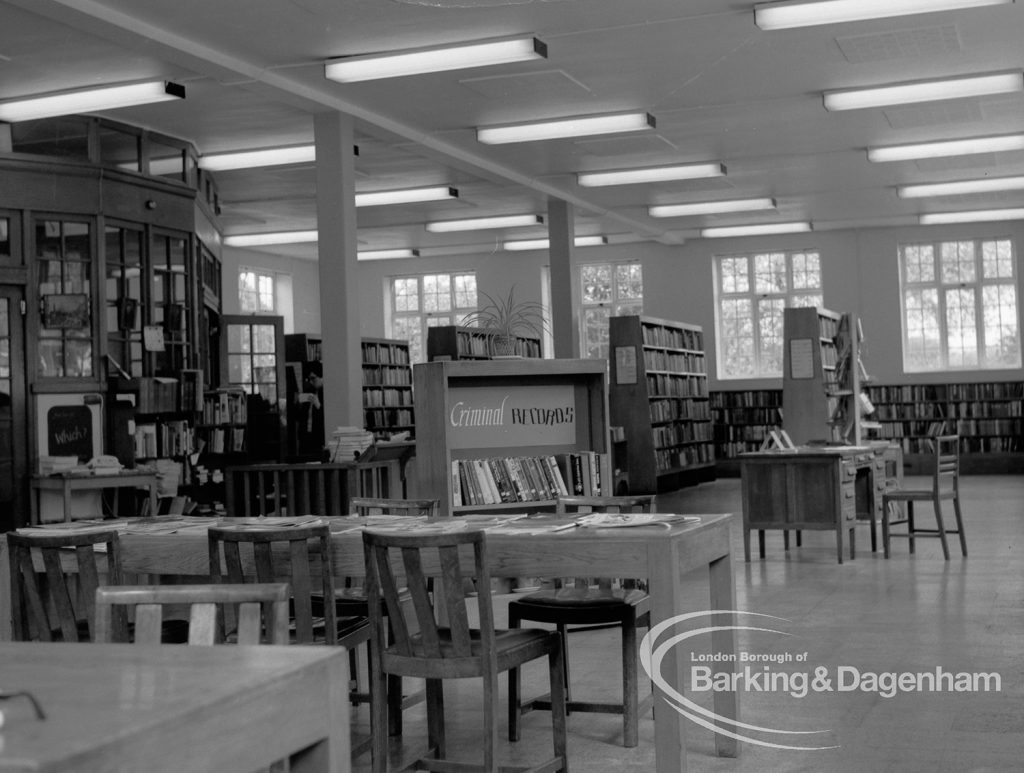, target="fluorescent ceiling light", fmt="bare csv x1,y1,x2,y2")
867,133,1024,162
224,231,318,247
649,198,776,218
701,222,812,238
325,35,546,82
355,186,458,207
0,80,185,123
503,236,608,251
920,208,1024,225
755,0,1014,31
199,145,316,171
824,71,1023,111
426,214,543,233
478,112,655,145
358,248,420,260
577,162,725,187
898,175,1024,198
